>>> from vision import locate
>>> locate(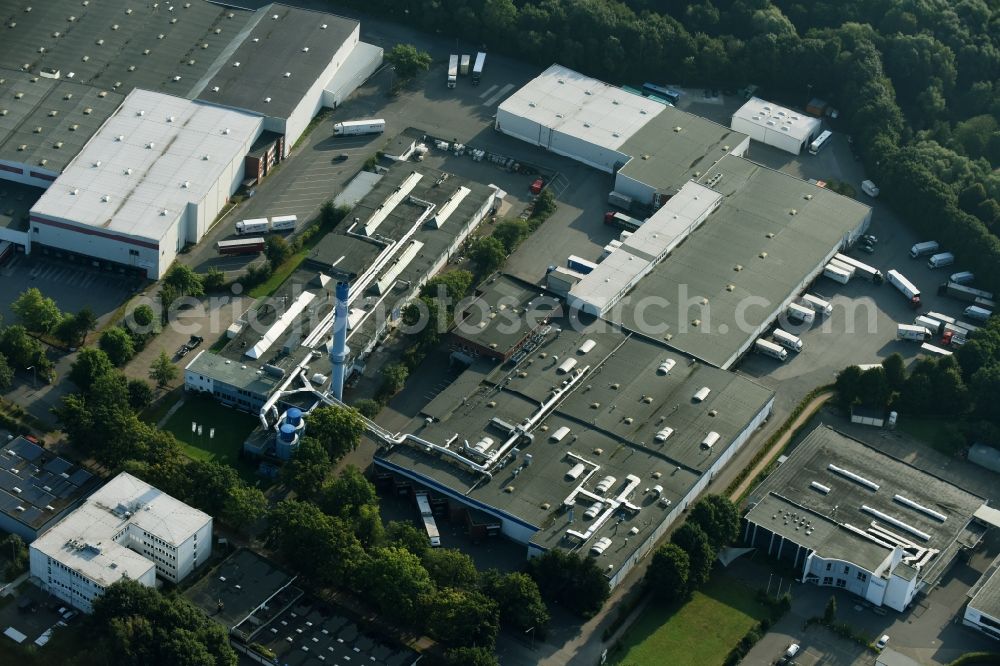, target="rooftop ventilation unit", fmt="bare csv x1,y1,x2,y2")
693,386,711,402
810,481,831,494
283,72,290,78
861,504,930,541
657,359,676,375
321,23,327,29
146,142,155,149
172,75,181,82
101,194,110,202
182,181,190,188
893,494,946,522
302,47,309,52
233,61,240,67
263,97,271,103
827,464,879,491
